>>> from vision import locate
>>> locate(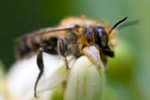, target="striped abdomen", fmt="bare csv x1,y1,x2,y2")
16,31,67,59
